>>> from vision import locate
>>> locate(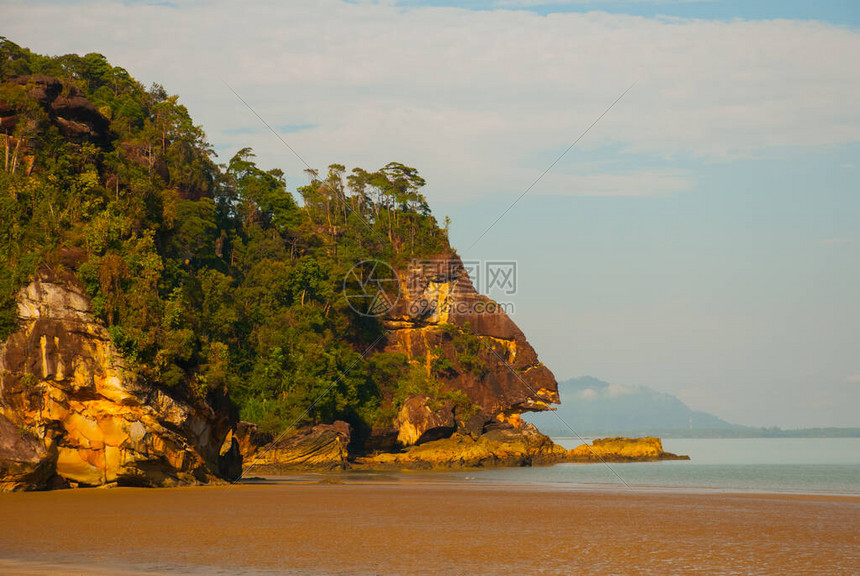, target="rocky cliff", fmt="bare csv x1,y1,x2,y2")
0,271,238,491
240,253,568,472
383,253,558,431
